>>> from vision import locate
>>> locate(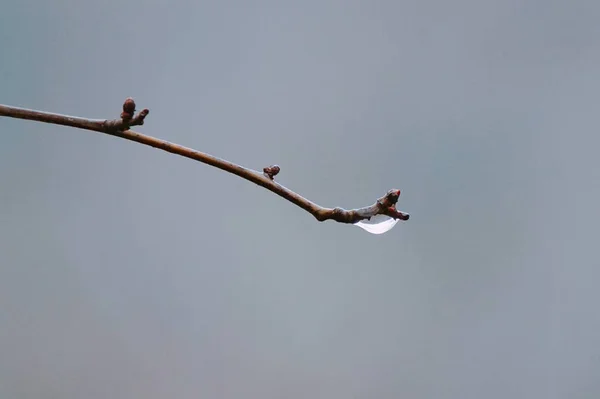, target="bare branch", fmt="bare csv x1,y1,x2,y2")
0,98,409,225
